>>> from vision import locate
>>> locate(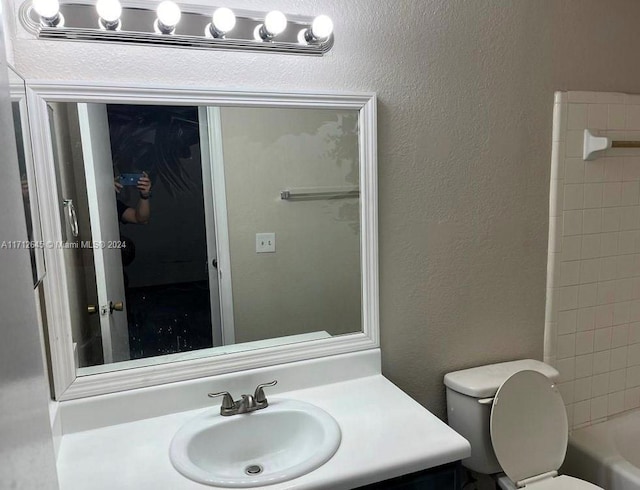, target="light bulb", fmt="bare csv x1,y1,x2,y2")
156,1,181,29
297,28,307,44
264,10,287,36
311,15,333,40
212,7,235,34
32,0,59,19
96,0,121,24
